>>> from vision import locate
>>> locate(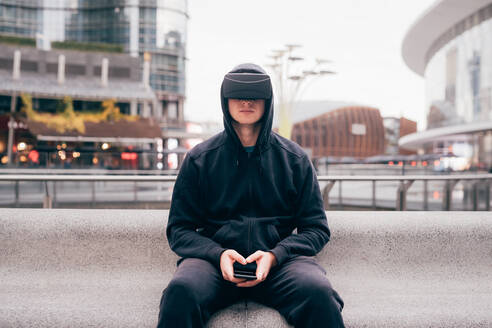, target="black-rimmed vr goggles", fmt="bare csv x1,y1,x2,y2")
222,73,272,99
